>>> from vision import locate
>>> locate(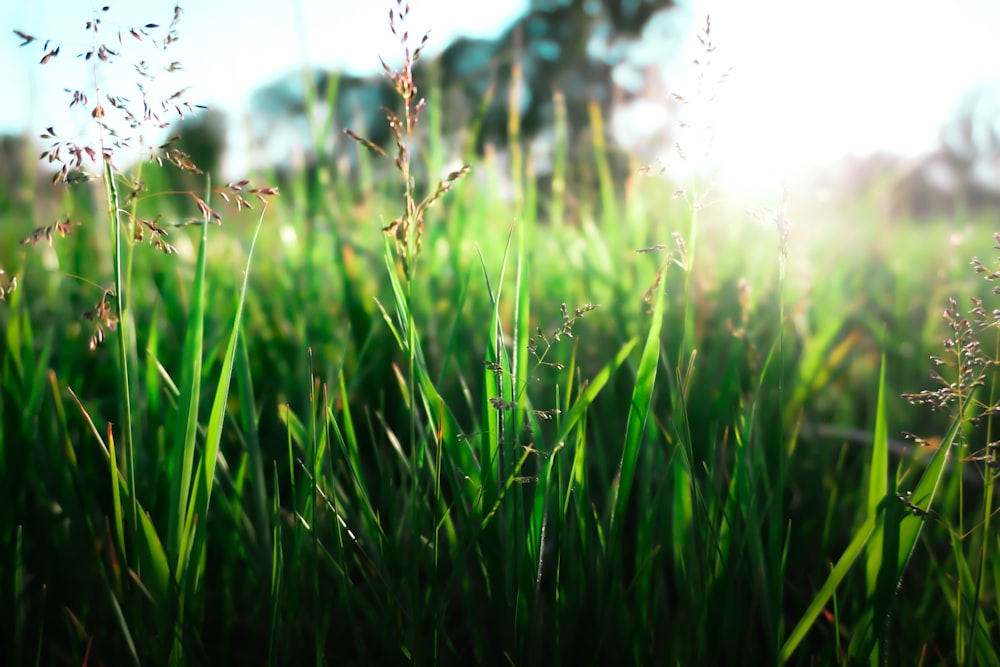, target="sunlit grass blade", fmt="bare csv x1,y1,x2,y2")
610,268,665,535
550,90,567,229
846,352,893,662
479,230,514,513
849,403,963,660
511,220,532,604
181,204,267,600
381,234,411,349
331,370,372,501
587,100,616,231
527,337,639,574
167,197,210,572
104,159,138,545
783,319,857,429
893,412,962,570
